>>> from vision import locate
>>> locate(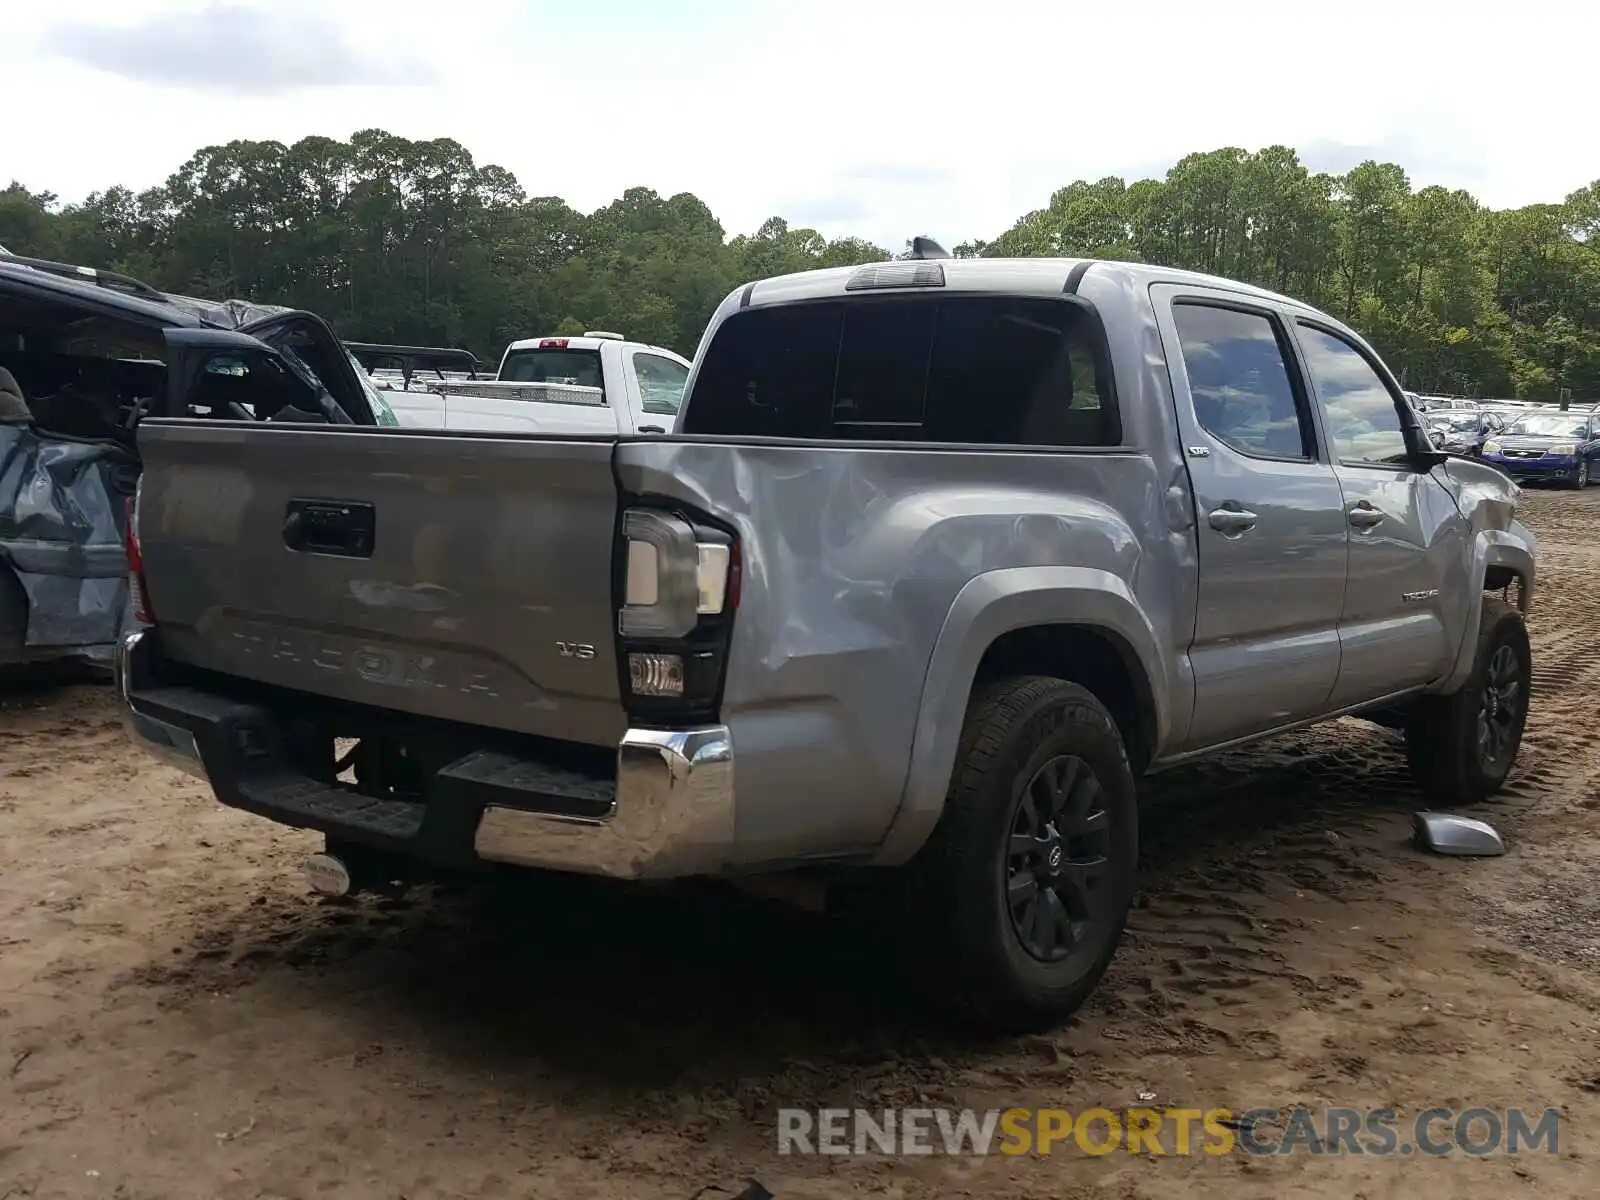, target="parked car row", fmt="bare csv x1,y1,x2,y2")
110,247,1538,1033
1412,390,1600,487
1480,407,1600,488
